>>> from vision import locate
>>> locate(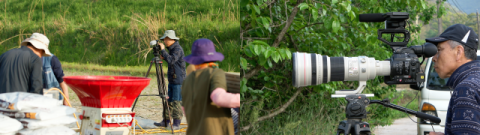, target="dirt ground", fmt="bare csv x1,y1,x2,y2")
64,70,187,135
373,117,418,135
